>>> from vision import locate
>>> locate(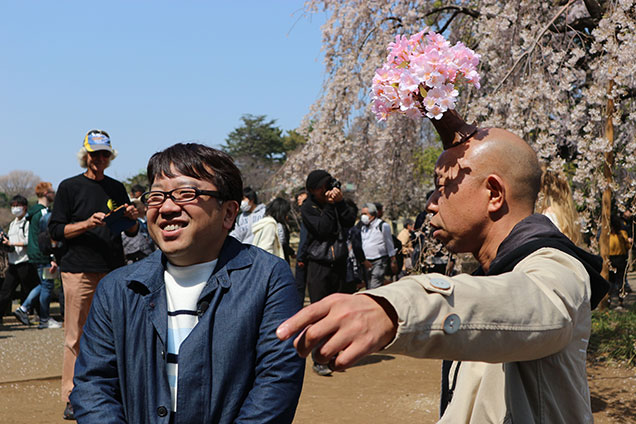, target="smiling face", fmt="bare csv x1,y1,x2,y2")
146,168,239,266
